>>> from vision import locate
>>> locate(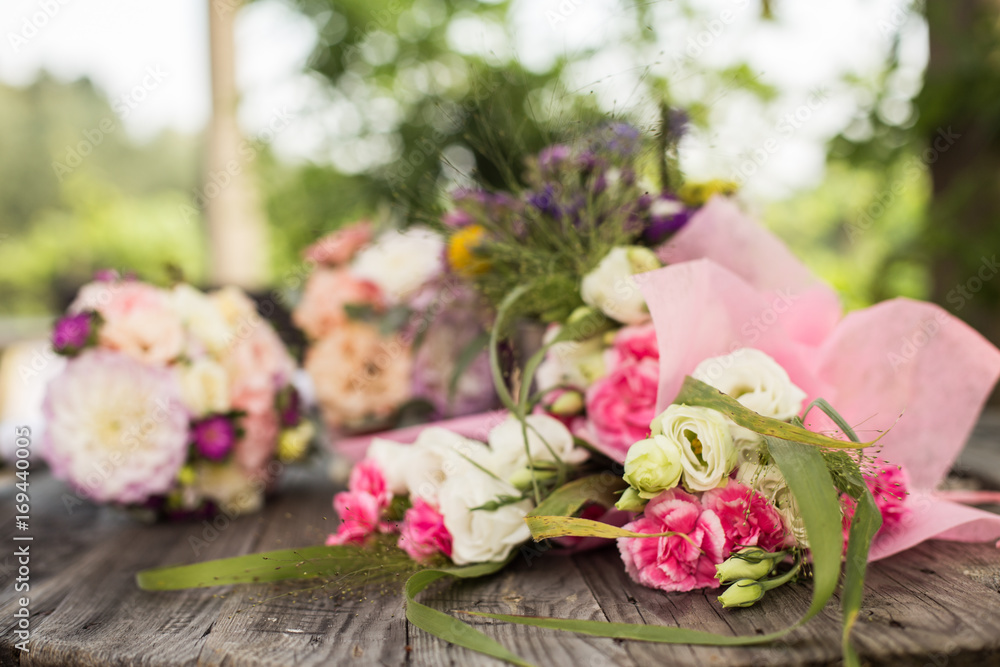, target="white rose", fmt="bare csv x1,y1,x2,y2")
171,284,231,355
438,471,533,565
651,404,737,492
737,463,805,546
535,326,606,392
178,359,231,416
487,415,589,482
580,246,660,325
691,348,807,421
350,227,444,303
